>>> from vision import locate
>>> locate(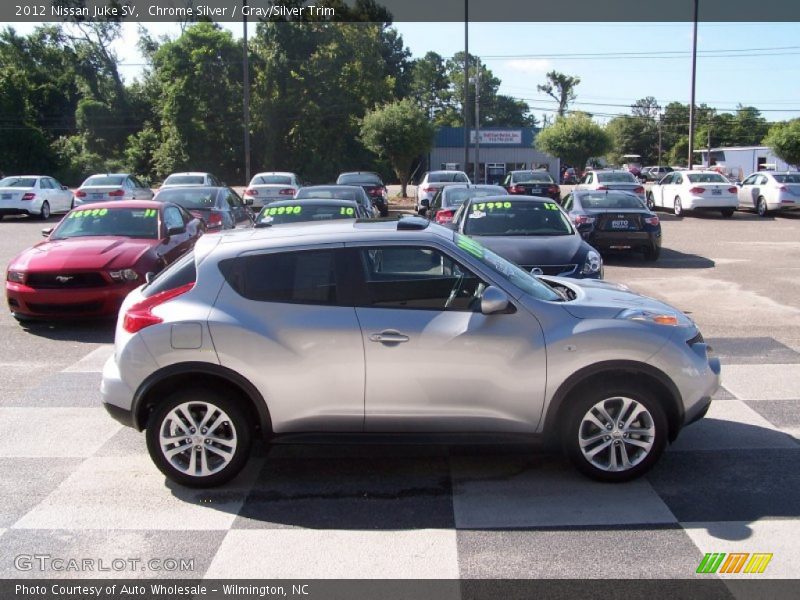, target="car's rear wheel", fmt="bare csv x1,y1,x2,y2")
757,196,769,217
646,192,655,211
563,383,668,482
146,389,251,488
720,208,734,218
643,245,660,261
673,196,683,217
39,201,50,220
